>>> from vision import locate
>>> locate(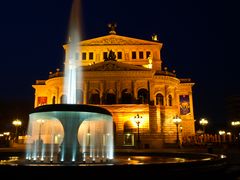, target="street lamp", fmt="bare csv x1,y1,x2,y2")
199,118,208,134
173,115,182,148
134,114,142,148
219,130,226,144
231,121,240,144
12,119,22,142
